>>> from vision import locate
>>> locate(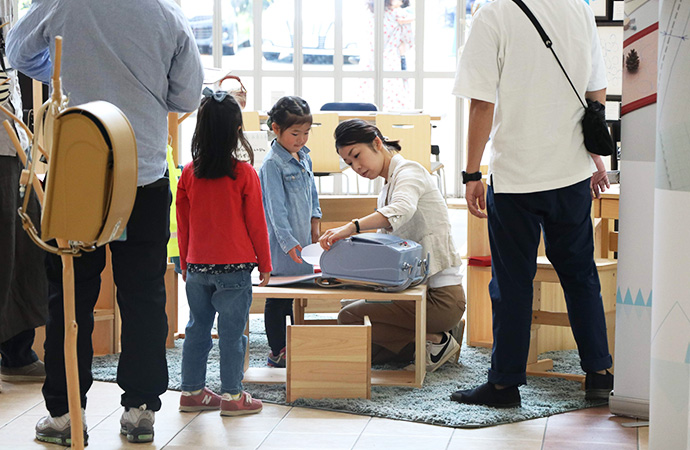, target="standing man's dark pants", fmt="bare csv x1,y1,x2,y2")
42,182,171,417
486,178,612,387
